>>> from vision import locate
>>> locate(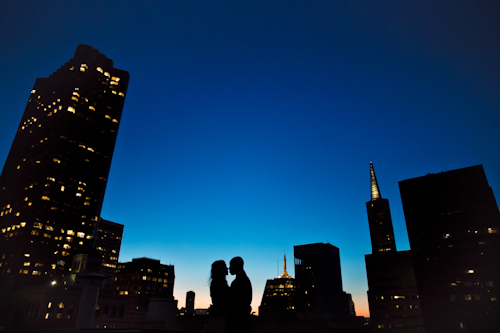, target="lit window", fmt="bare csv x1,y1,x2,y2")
76,193,82,197
464,295,472,301
118,92,125,97
77,232,85,238
67,230,75,236
89,106,95,111
468,270,474,274
60,186,65,191
24,262,30,266
63,244,71,249
45,225,54,231
62,251,69,256
33,222,43,229
20,222,26,227
53,158,61,163
84,201,90,206
97,67,103,73
67,106,75,113
112,119,118,123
